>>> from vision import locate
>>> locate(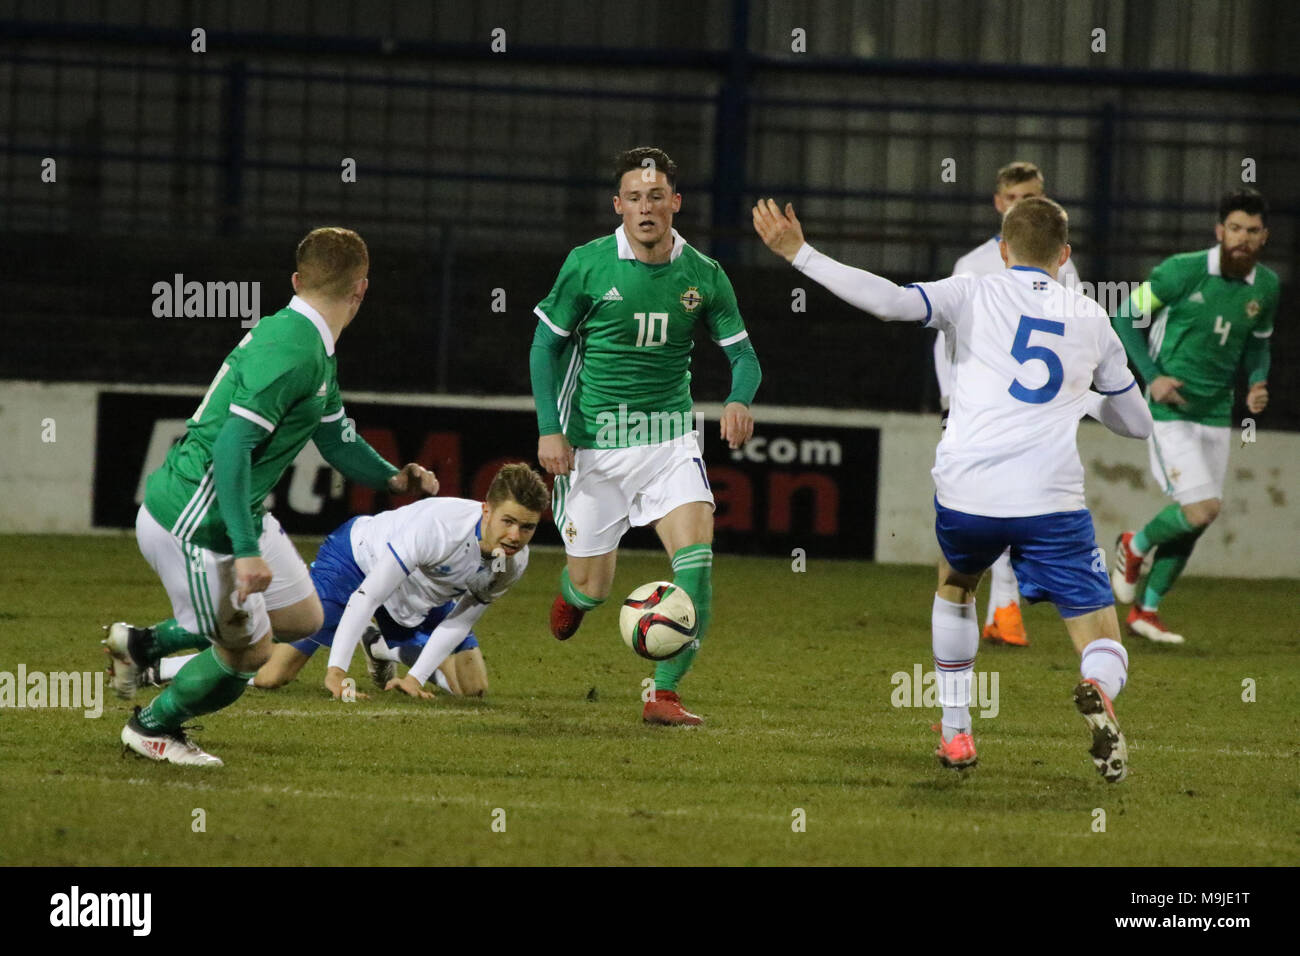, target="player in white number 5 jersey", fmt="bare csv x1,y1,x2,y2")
754,196,1153,783
937,161,1082,648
